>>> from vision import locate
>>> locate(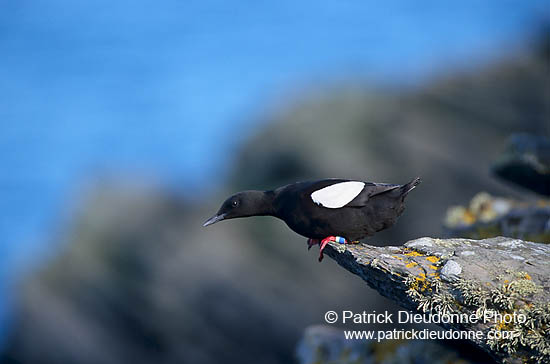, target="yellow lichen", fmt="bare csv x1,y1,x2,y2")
453,278,549,361
428,265,438,270
409,273,432,292
405,262,418,268
404,251,423,257
426,256,440,263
